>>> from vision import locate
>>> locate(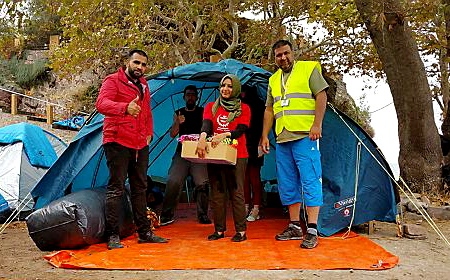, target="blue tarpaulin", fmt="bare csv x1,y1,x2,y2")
0,194,9,213
53,116,86,130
